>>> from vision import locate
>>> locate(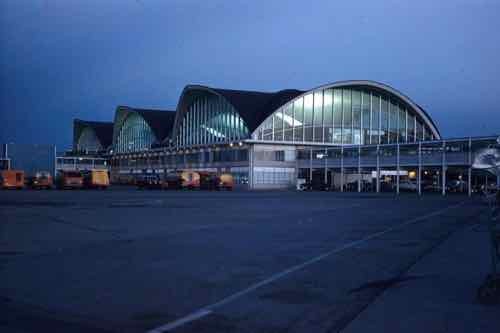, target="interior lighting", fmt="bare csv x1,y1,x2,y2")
276,113,302,127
